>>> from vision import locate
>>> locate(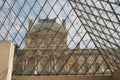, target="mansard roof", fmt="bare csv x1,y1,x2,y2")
30,18,66,33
